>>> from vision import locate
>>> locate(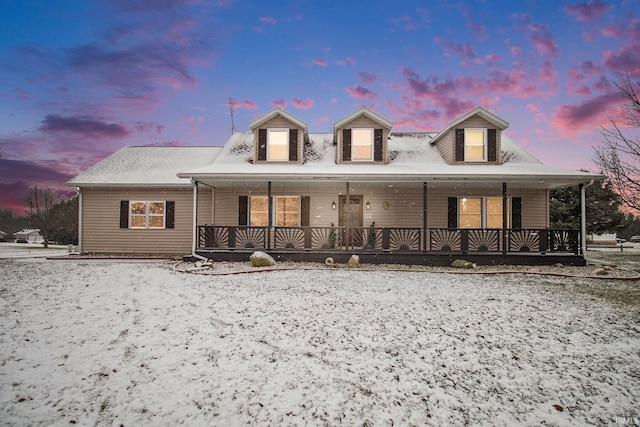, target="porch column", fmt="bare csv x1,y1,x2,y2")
192,181,199,254
423,182,427,252
345,181,350,250
580,182,585,255
268,181,272,249
502,182,507,255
